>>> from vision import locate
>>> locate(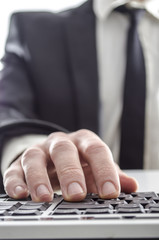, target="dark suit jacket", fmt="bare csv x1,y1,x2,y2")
0,0,99,191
